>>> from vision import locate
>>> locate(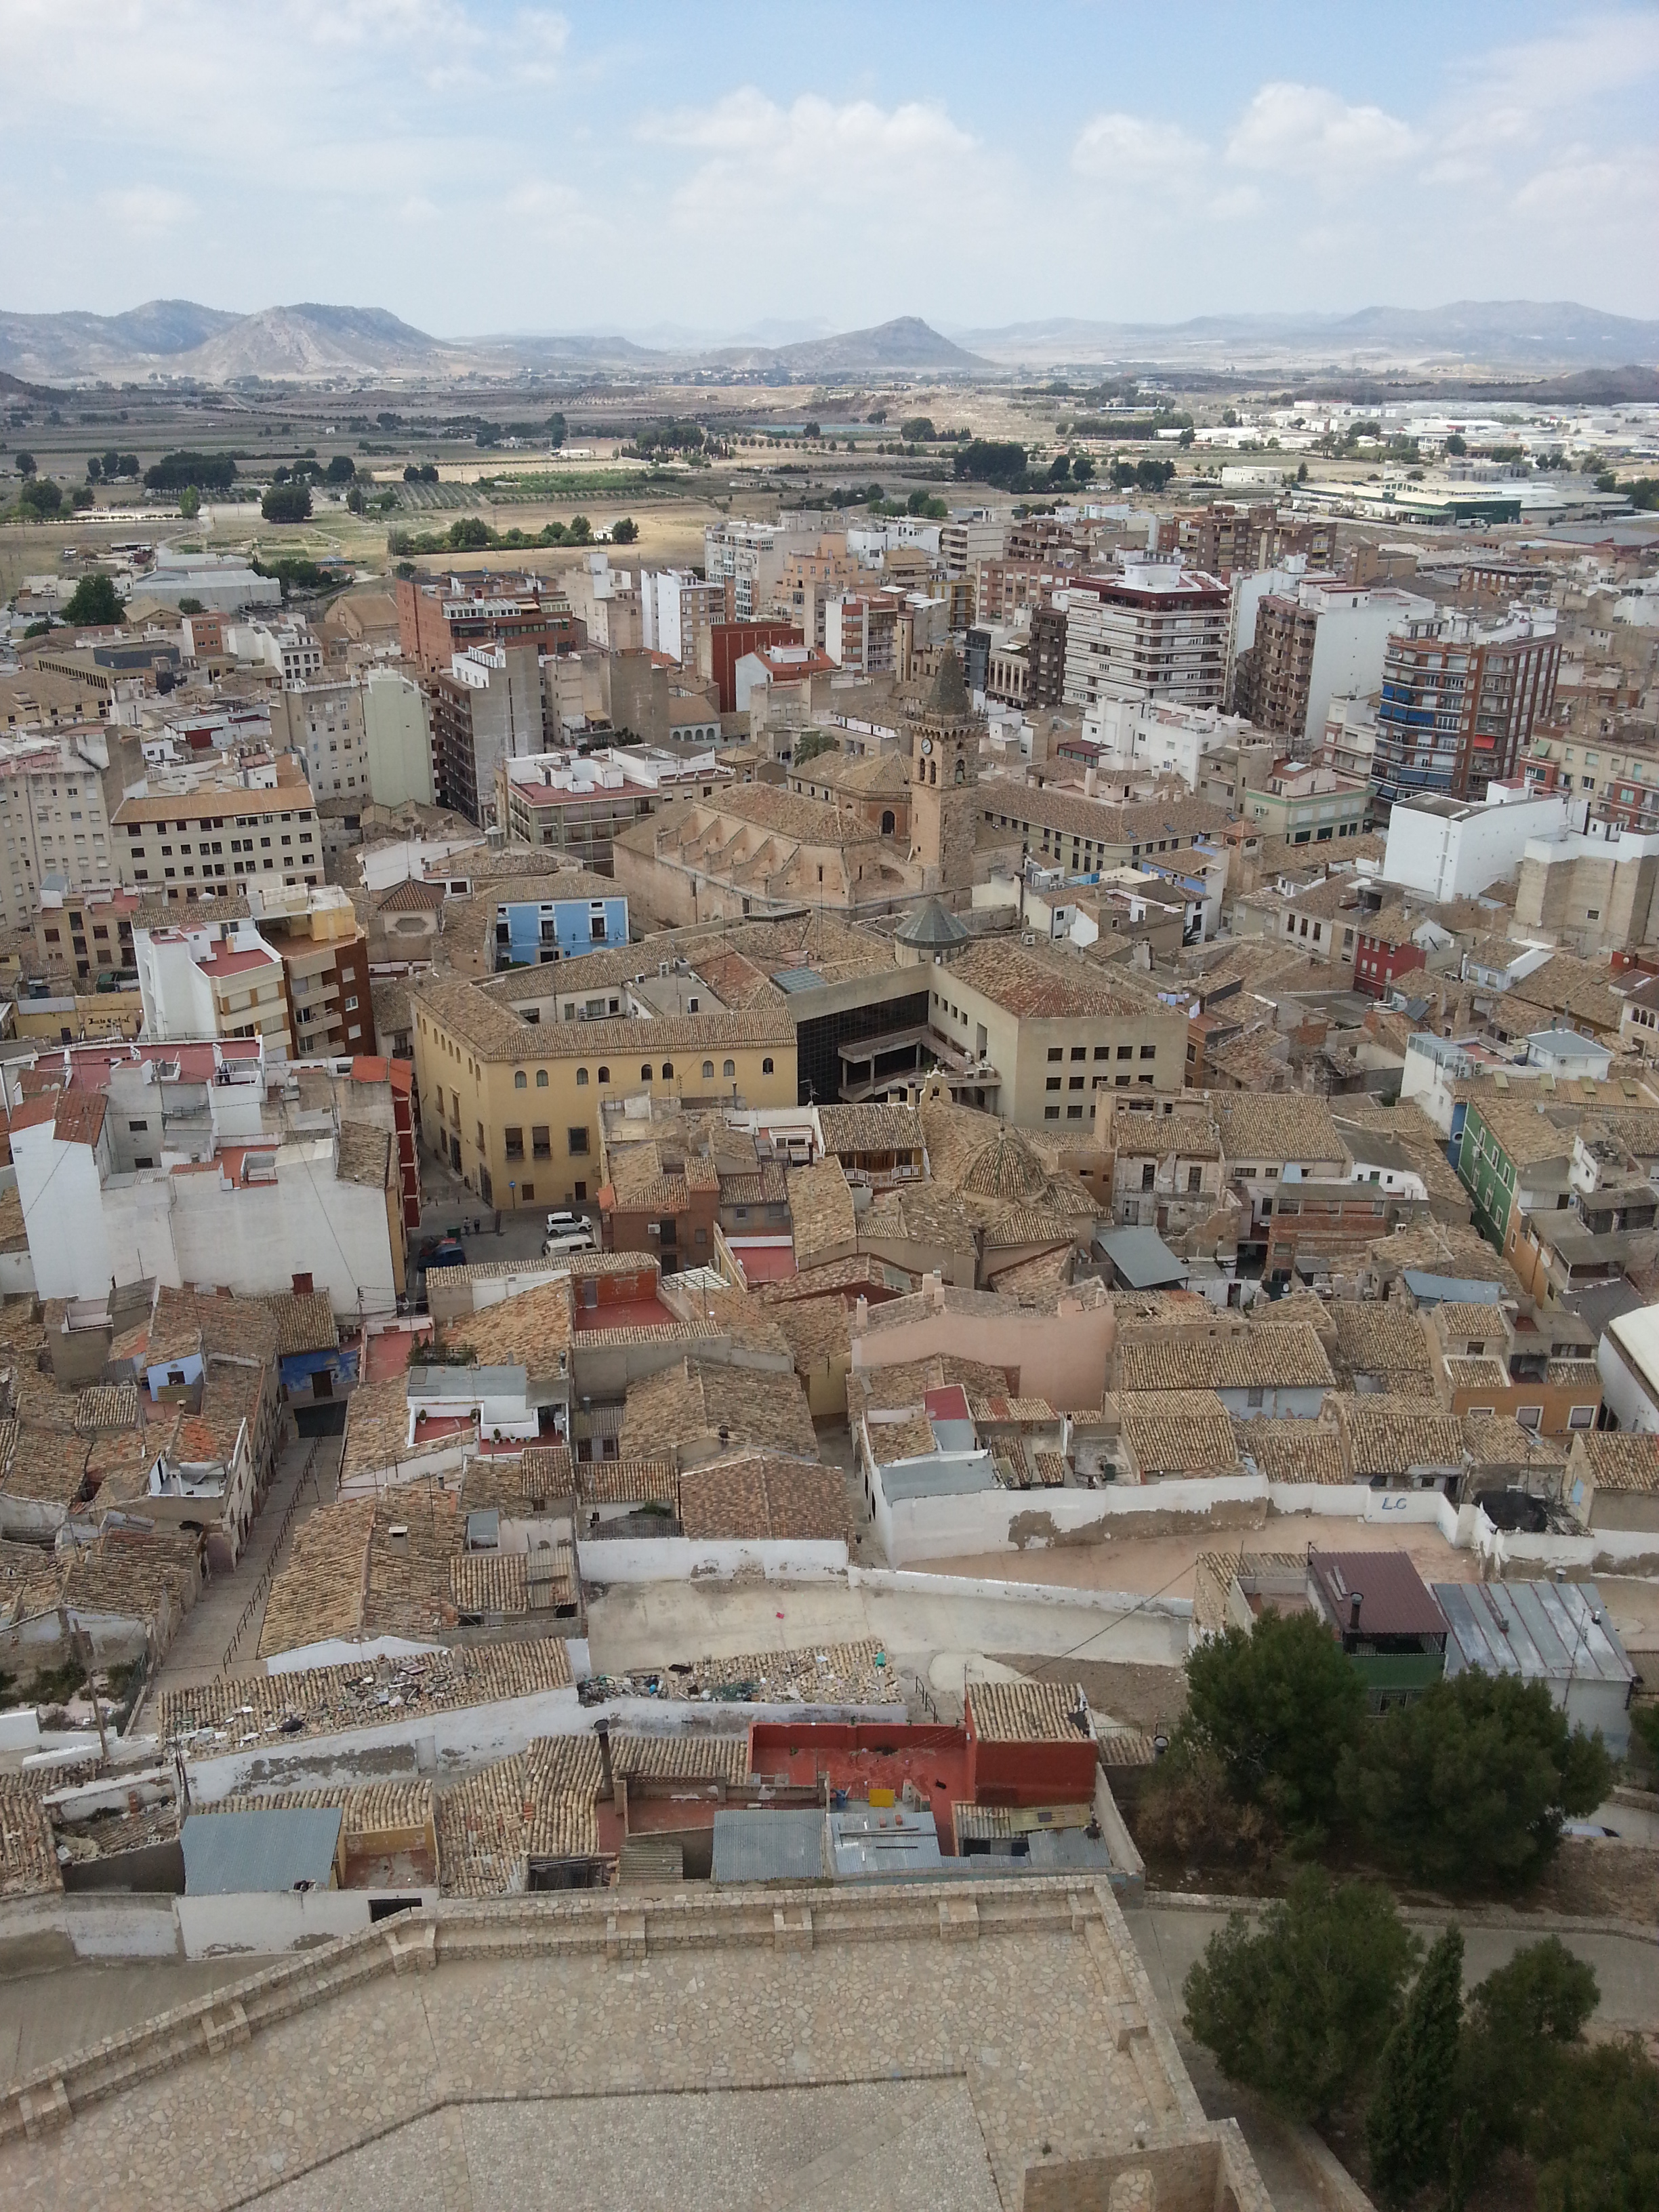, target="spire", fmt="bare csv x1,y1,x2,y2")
929,648,968,717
